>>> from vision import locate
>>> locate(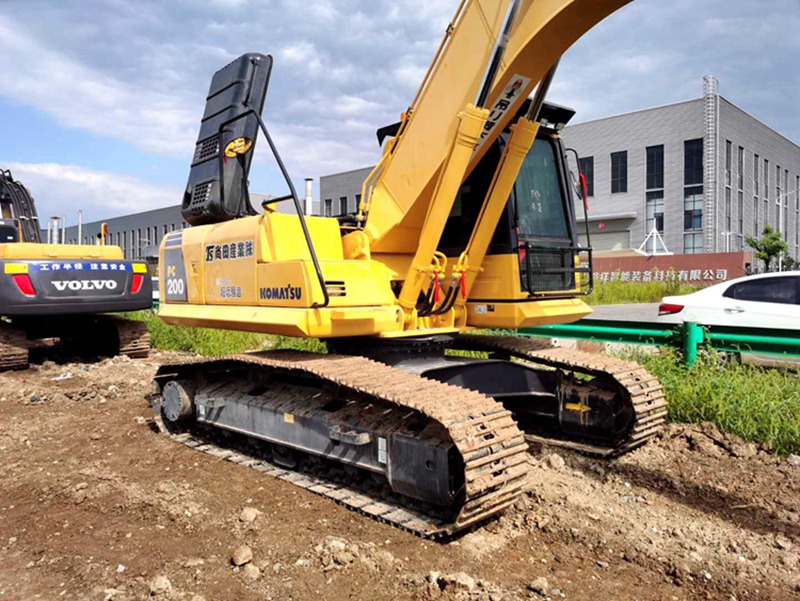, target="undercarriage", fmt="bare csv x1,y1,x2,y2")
0,316,150,370
152,333,666,537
